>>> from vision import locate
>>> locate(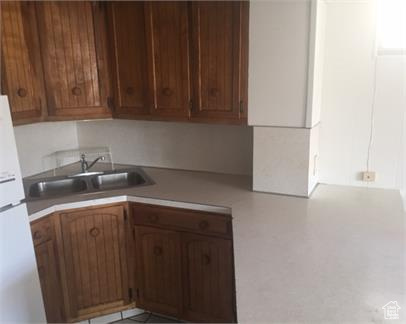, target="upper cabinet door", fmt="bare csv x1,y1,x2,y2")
36,1,111,118
144,2,190,119
0,1,47,124
190,1,248,123
107,2,150,117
